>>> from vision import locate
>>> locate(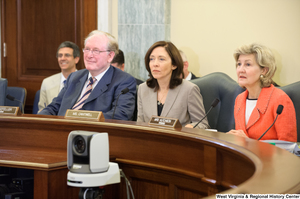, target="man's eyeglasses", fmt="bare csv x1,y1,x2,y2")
57,53,73,58
83,48,110,55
